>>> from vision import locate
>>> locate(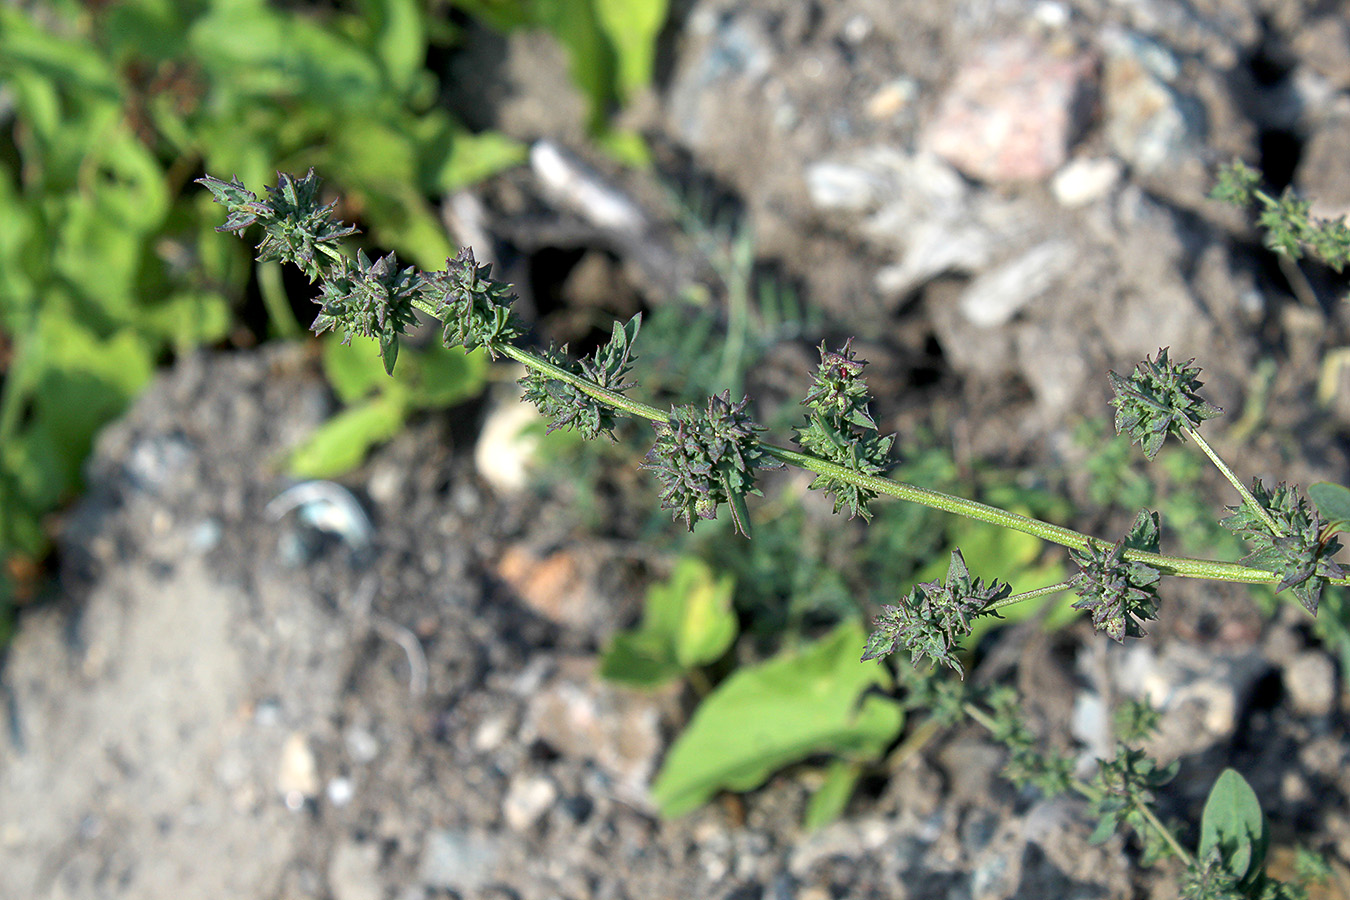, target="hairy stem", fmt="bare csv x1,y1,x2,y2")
1183,423,1283,537
481,334,1331,591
